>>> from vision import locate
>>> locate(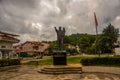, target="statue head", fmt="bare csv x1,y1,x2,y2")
59,27,61,31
